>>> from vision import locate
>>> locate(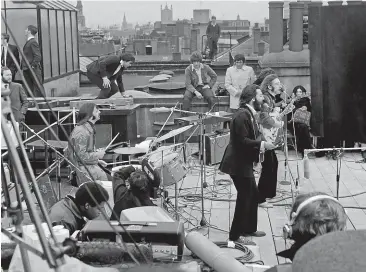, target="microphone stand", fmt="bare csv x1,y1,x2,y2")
304,147,364,200
172,107,227,231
